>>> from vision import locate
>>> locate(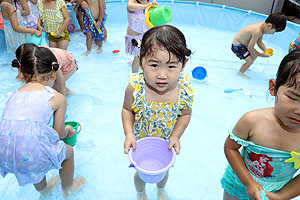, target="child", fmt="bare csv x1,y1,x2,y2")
0,0,41,54
37,0,70,50
232,12,286,78
221,49,300,200
0,43,85,198
42,44,78,97
122,25,194,200
126,0,157,73
13,0,39,29
79,0,107,56
289,33,300,52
